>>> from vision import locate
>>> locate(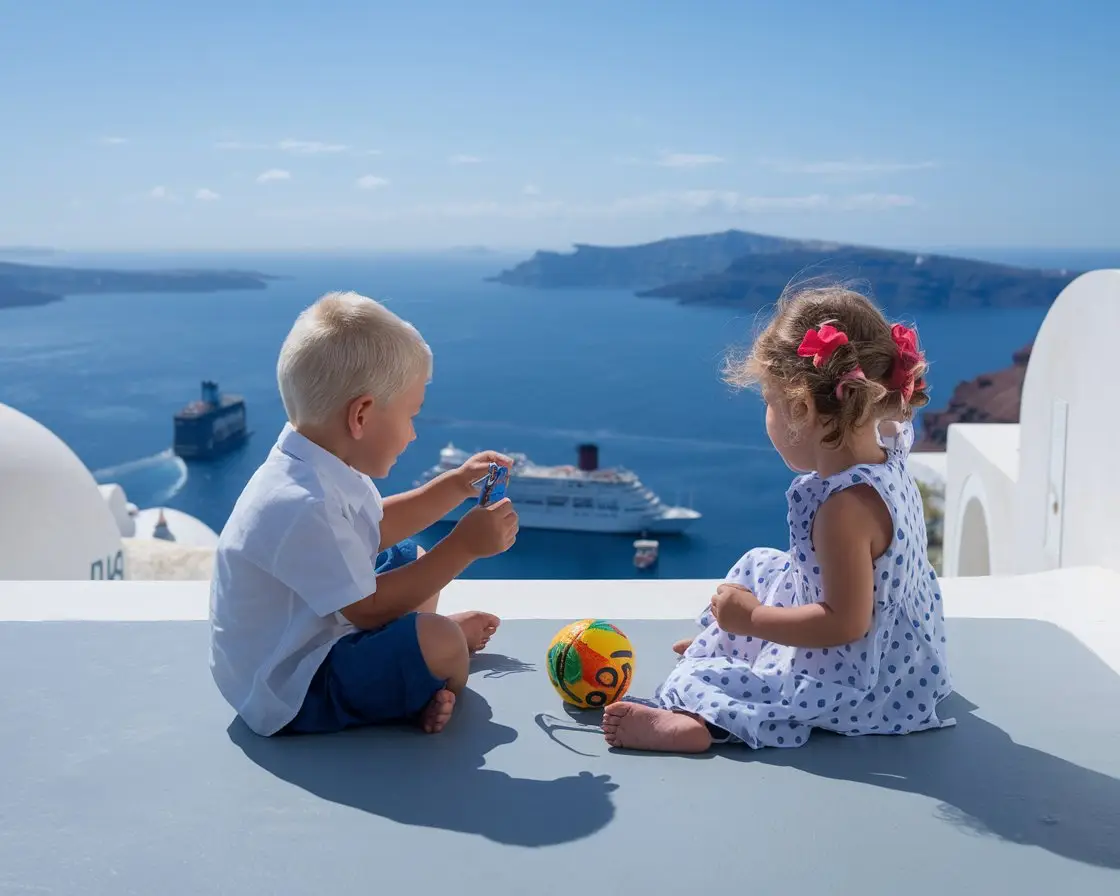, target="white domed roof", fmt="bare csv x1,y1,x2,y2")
131,507,219,549
0,403,126,580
